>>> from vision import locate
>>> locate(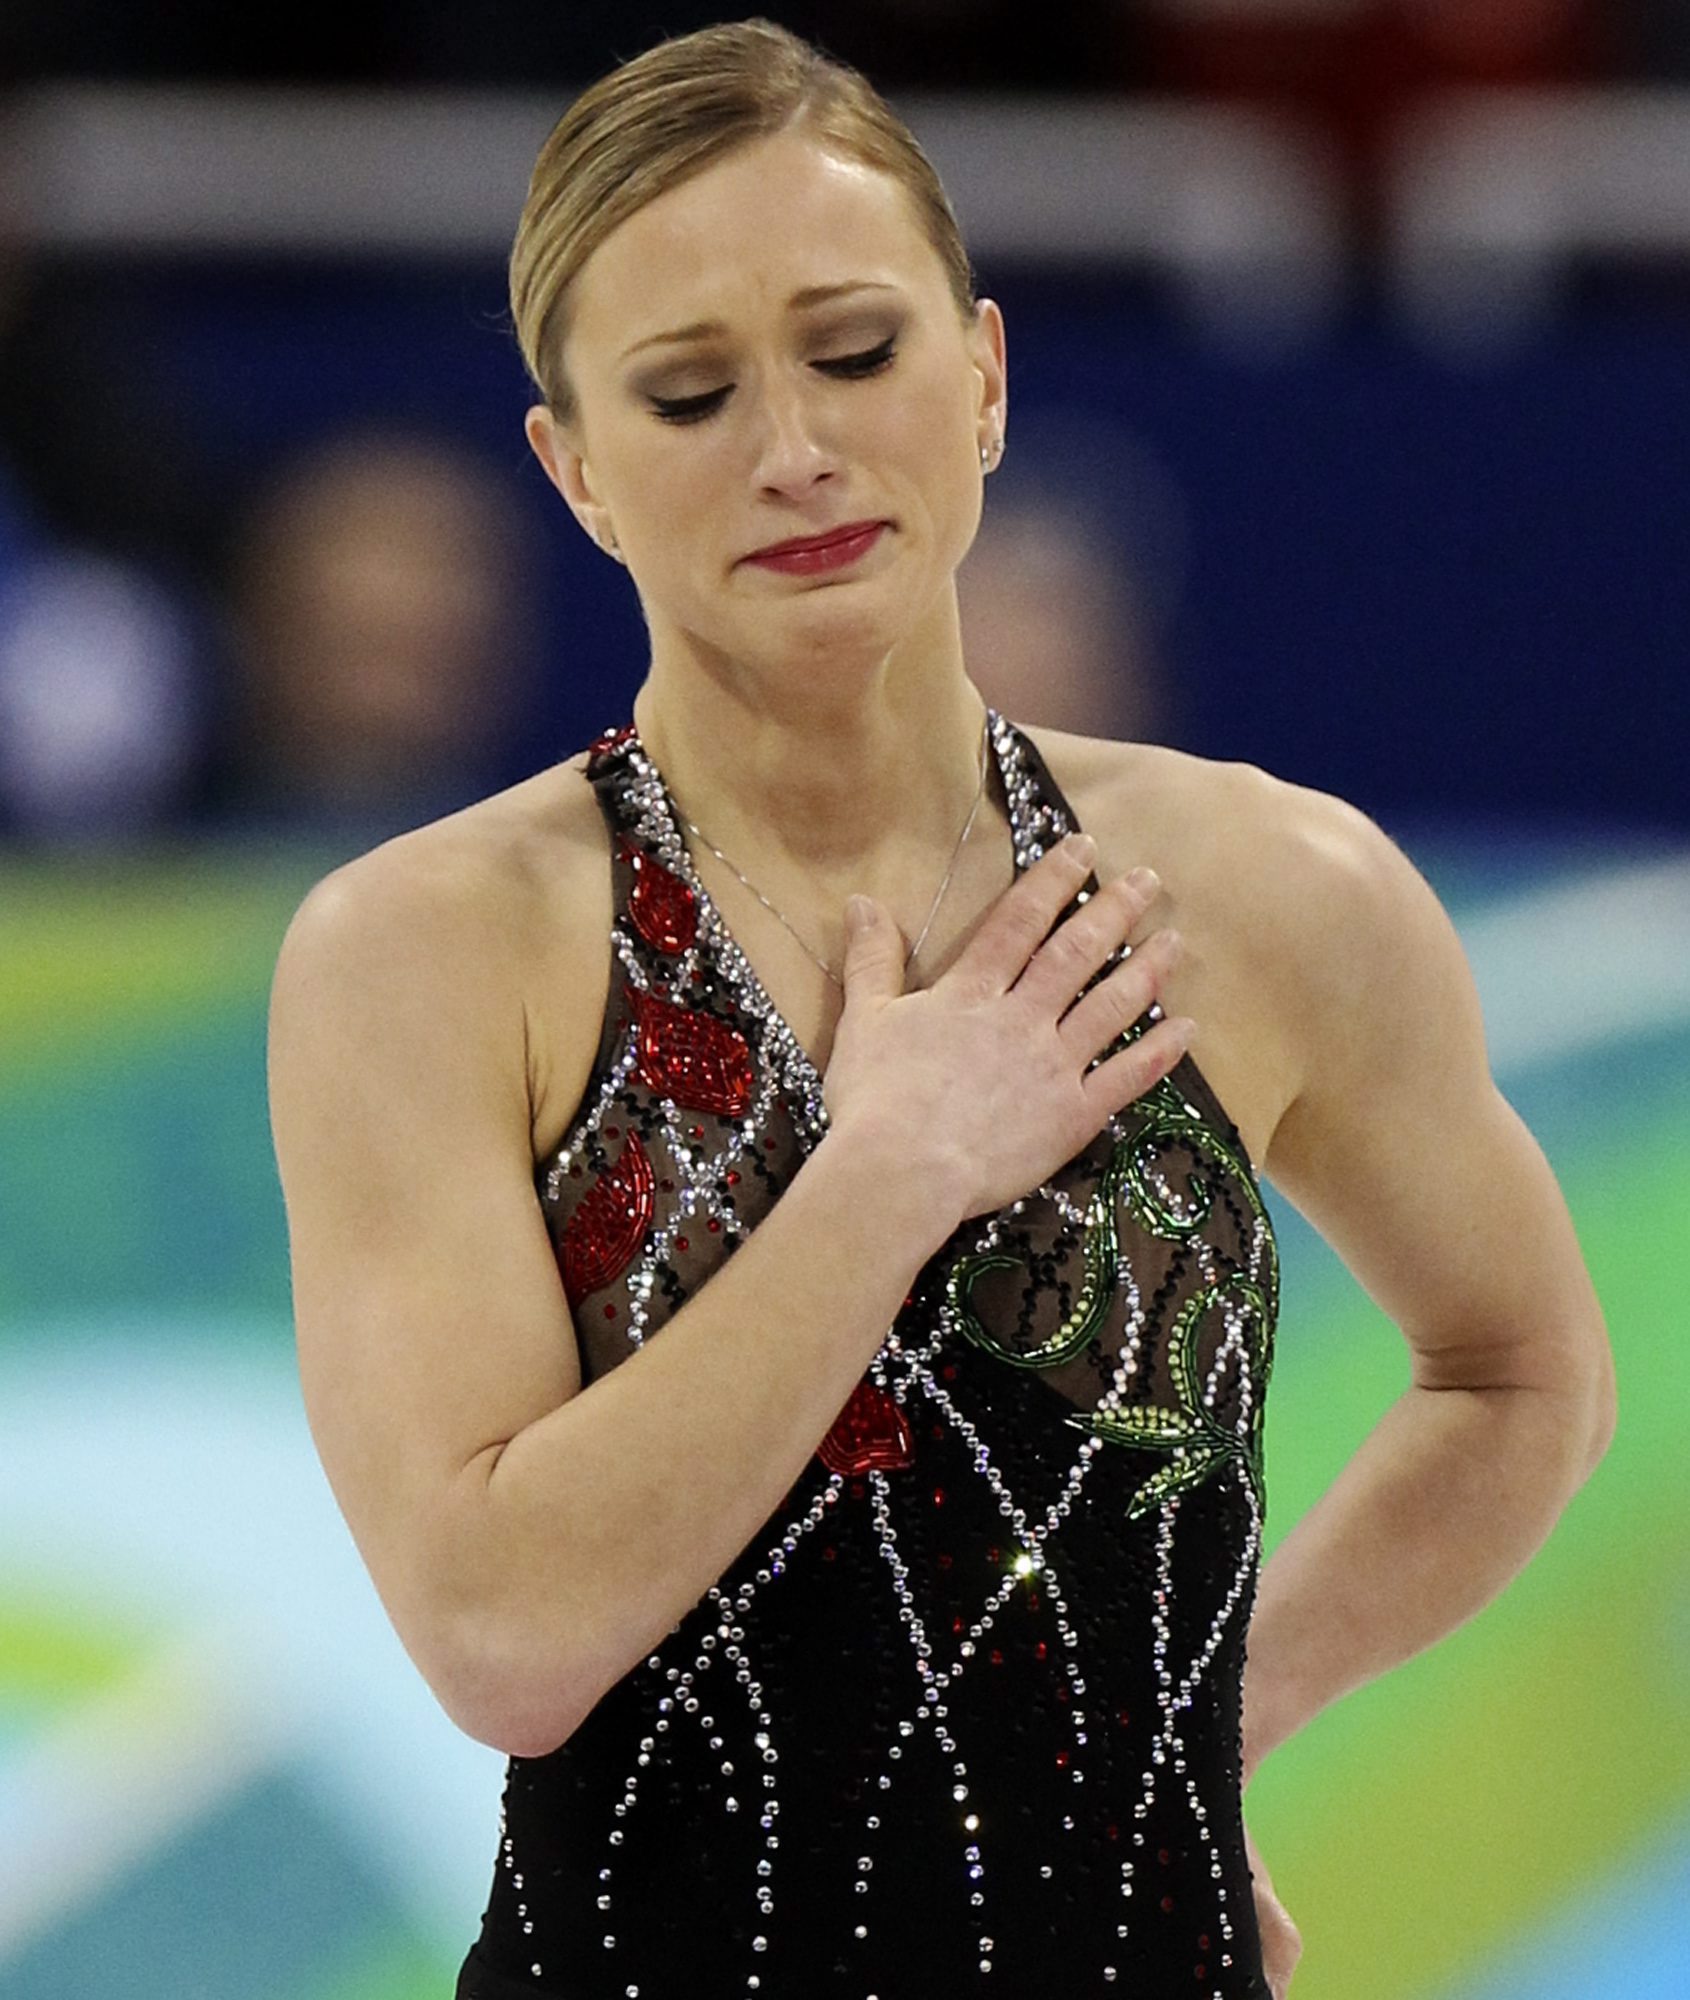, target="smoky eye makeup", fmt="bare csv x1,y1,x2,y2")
637,321,905,425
